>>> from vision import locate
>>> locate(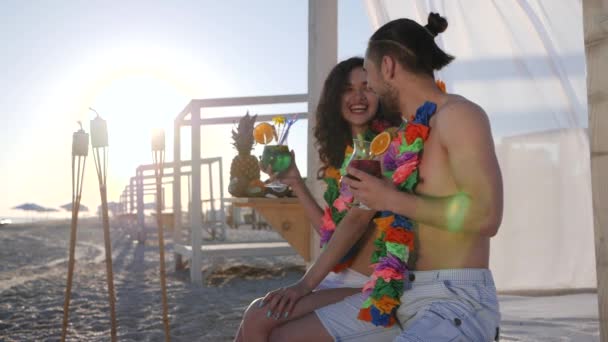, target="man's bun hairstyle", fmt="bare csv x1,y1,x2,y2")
367,12,454,76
